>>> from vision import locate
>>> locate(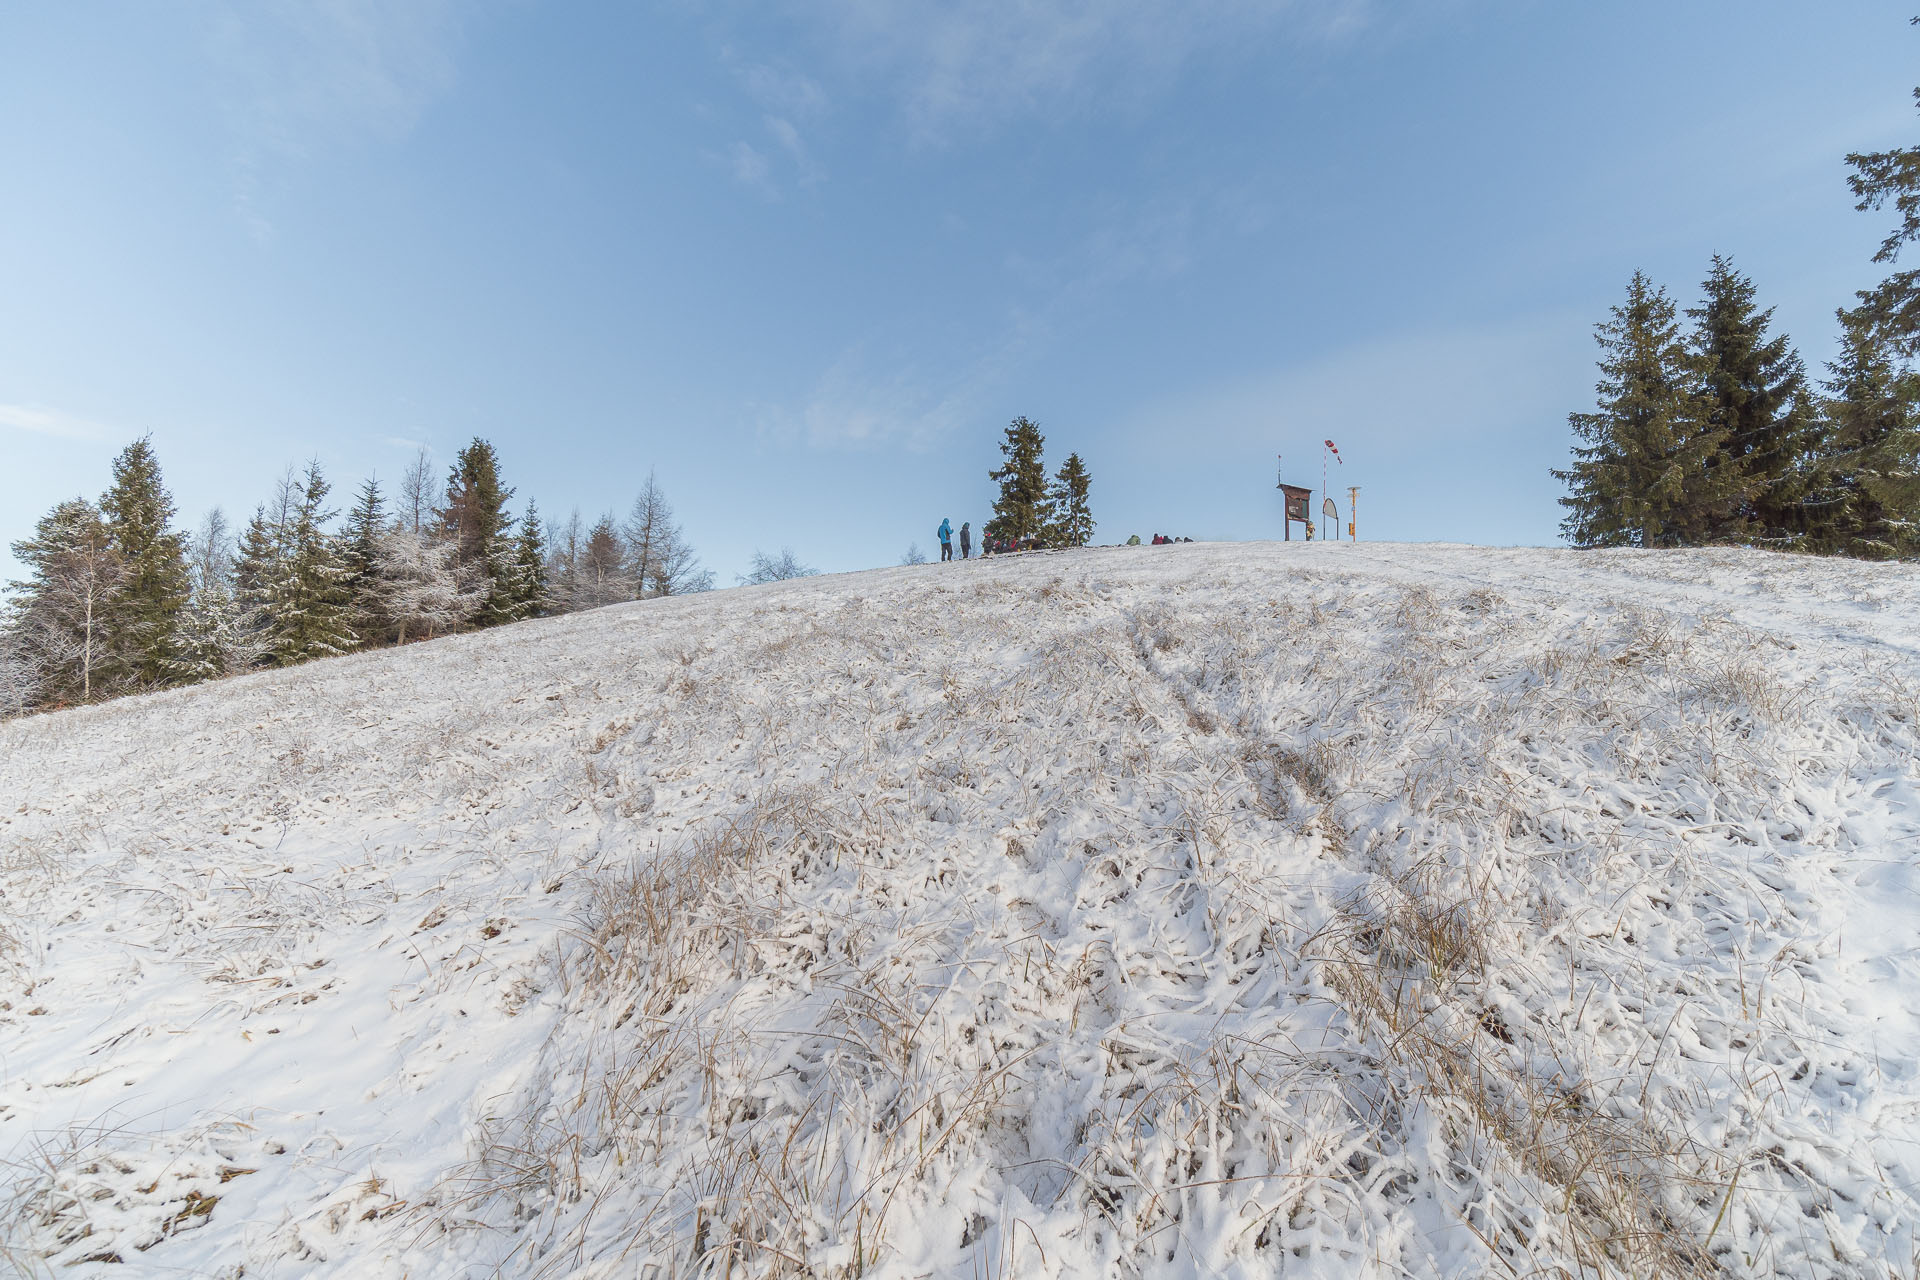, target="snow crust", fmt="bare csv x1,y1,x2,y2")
1,542,1916,1278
